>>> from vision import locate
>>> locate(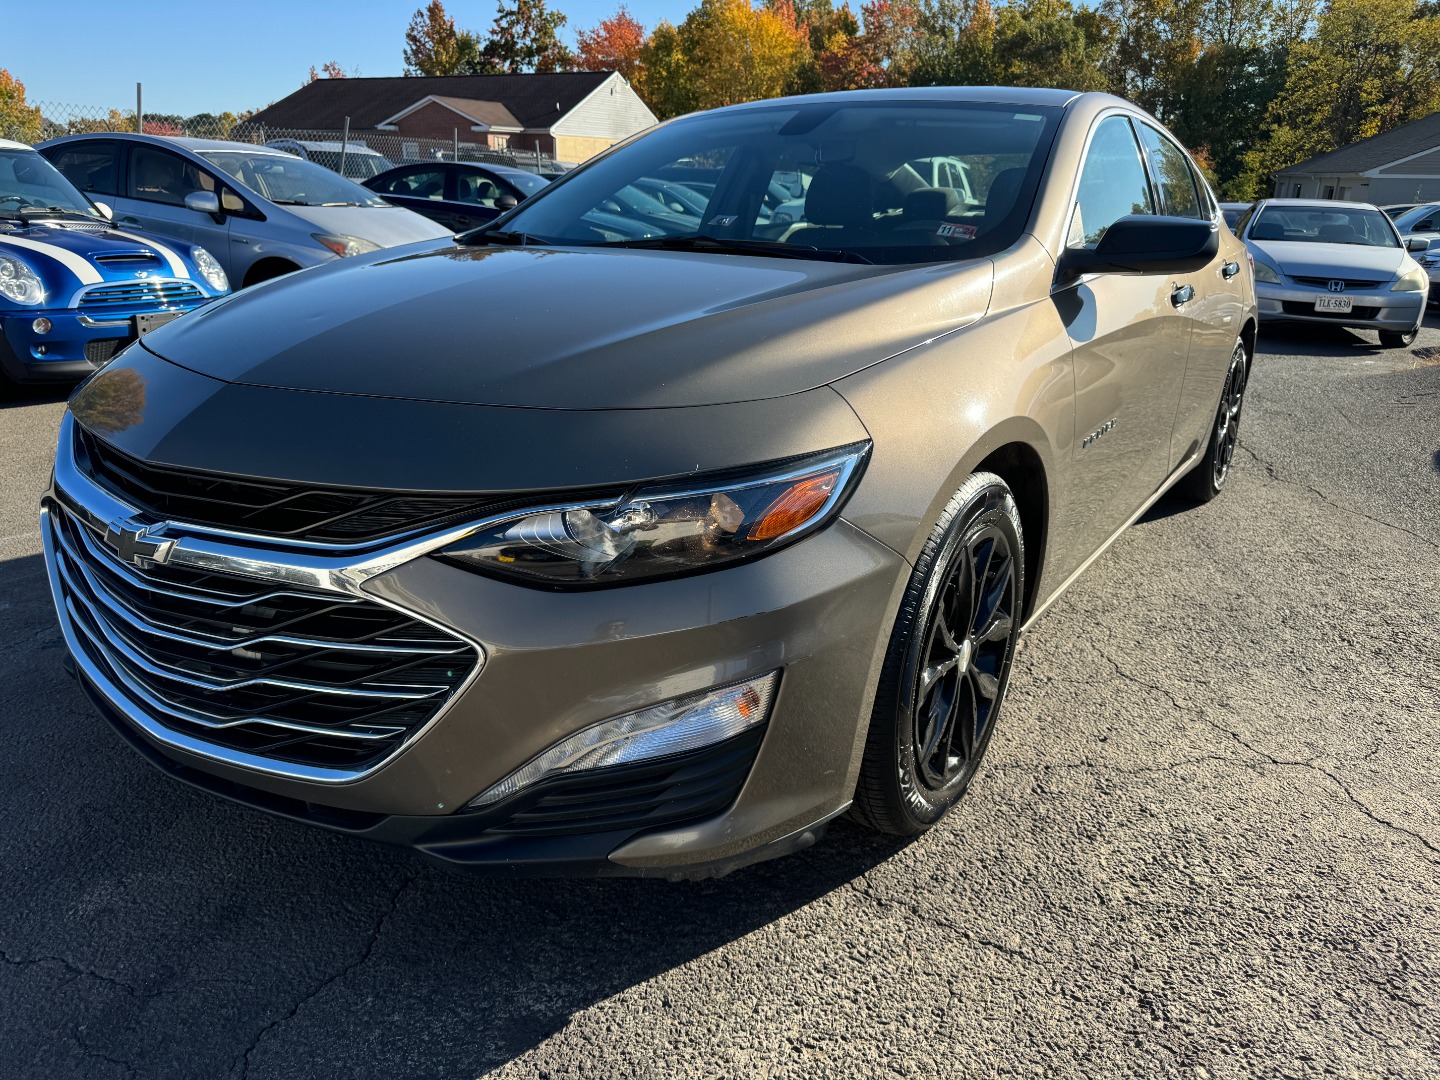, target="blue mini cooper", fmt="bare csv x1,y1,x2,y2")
1,139,229,388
